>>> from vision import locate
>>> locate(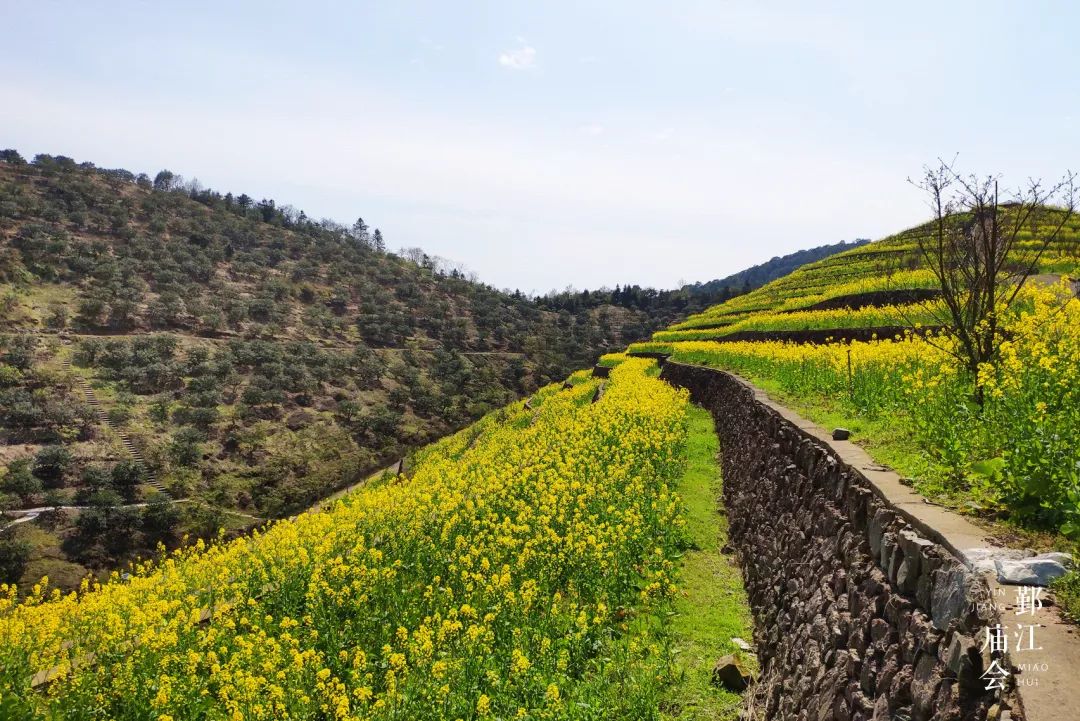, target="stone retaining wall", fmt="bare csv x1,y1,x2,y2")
660,360,1012,721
